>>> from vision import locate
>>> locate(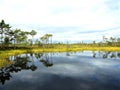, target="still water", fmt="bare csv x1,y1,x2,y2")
1,51,120,90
